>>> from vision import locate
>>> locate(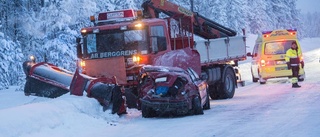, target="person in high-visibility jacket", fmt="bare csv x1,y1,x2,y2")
285,41,304,88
